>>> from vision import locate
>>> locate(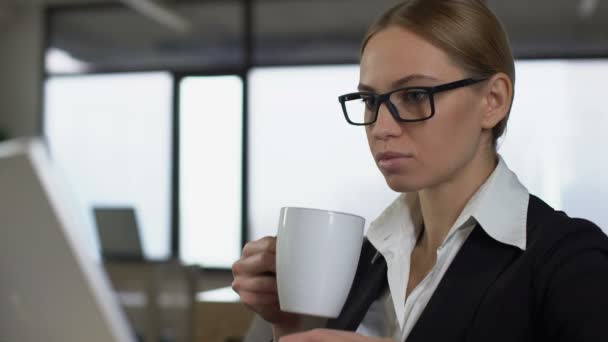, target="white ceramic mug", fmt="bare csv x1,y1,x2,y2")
276,207,365,318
